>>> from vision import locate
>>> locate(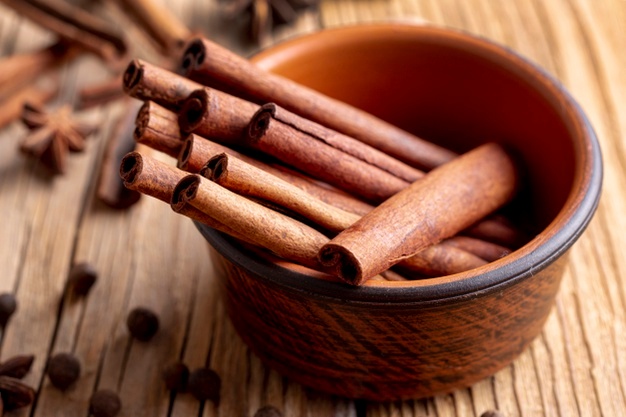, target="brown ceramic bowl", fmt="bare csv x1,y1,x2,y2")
195,24,602,400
